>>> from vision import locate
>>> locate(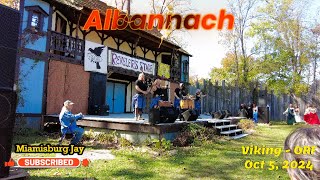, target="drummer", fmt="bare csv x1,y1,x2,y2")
150,79,167,109
194,89,206,116
174,83,187,110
